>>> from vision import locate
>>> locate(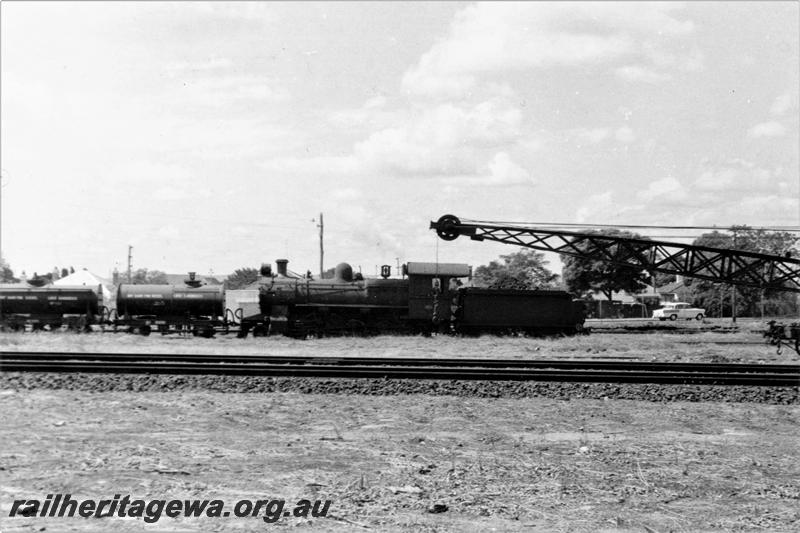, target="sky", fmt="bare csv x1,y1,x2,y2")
2,1,799,280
